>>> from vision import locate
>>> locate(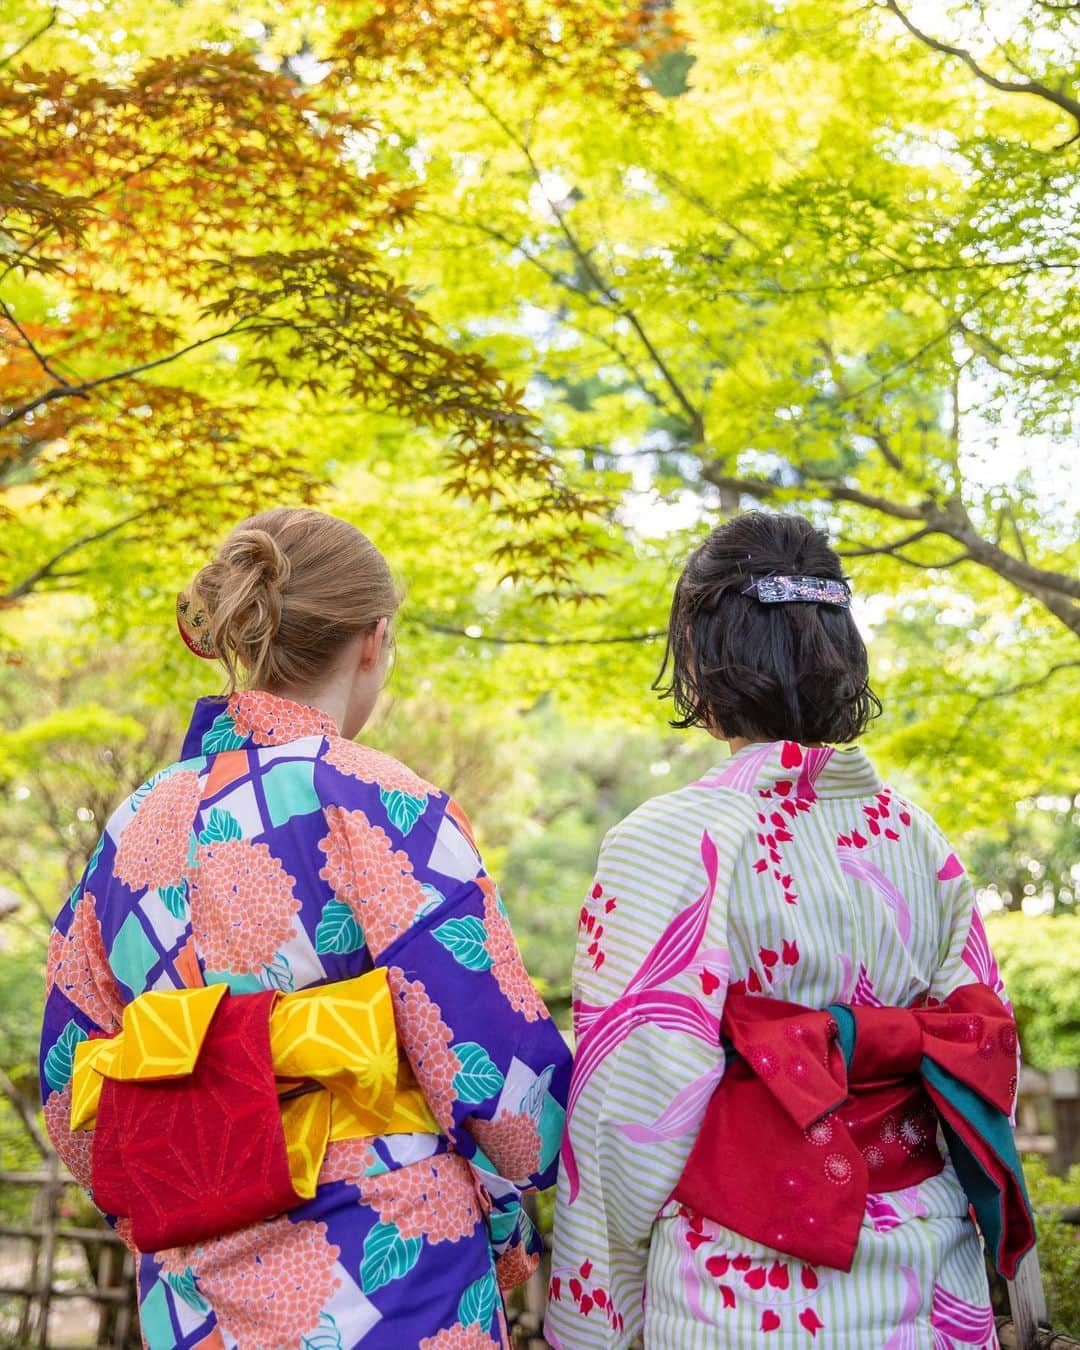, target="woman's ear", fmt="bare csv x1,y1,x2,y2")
359,617,389,672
